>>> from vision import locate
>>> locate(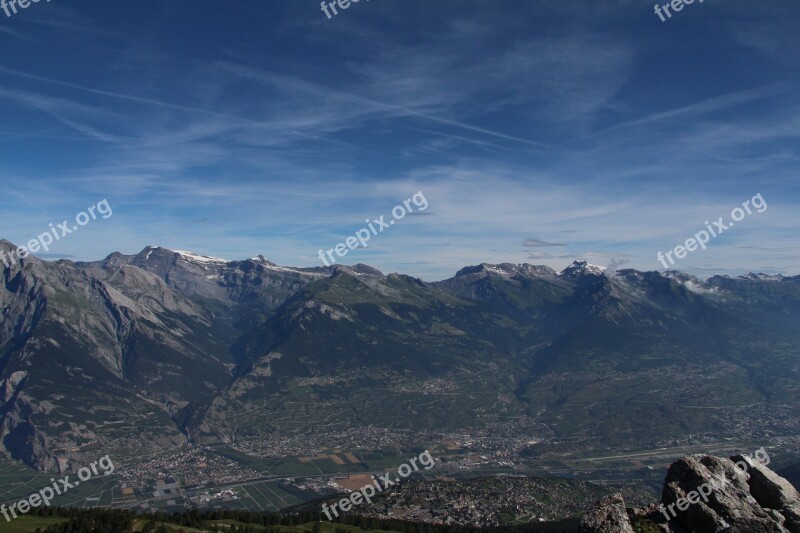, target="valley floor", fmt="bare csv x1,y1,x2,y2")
2,435,799,526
